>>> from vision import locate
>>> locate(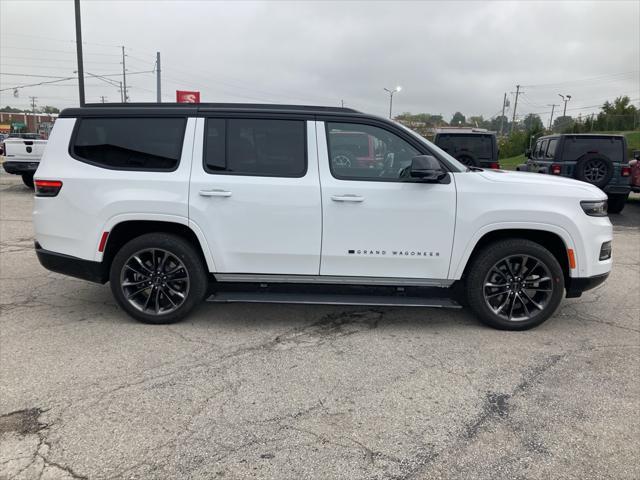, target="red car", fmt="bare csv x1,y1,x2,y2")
630,150,640,193
329,131,379,168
